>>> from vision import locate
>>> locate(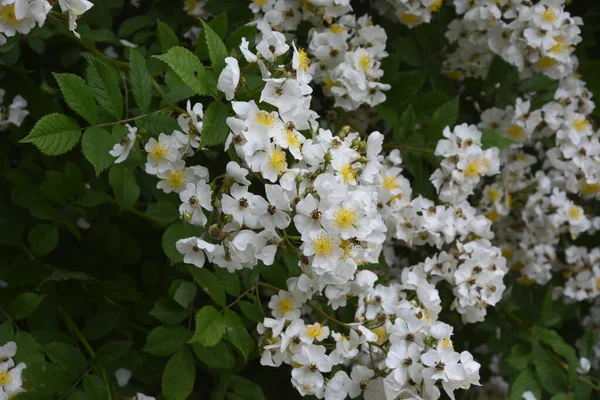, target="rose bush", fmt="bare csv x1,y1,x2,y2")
1,0,600,399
